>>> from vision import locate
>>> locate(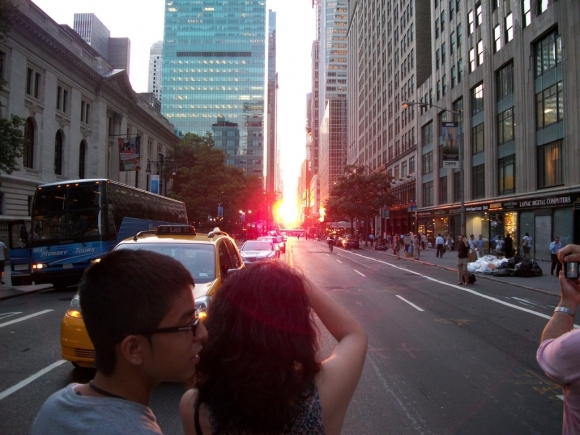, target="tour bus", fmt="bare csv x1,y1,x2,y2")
9,179,187,289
